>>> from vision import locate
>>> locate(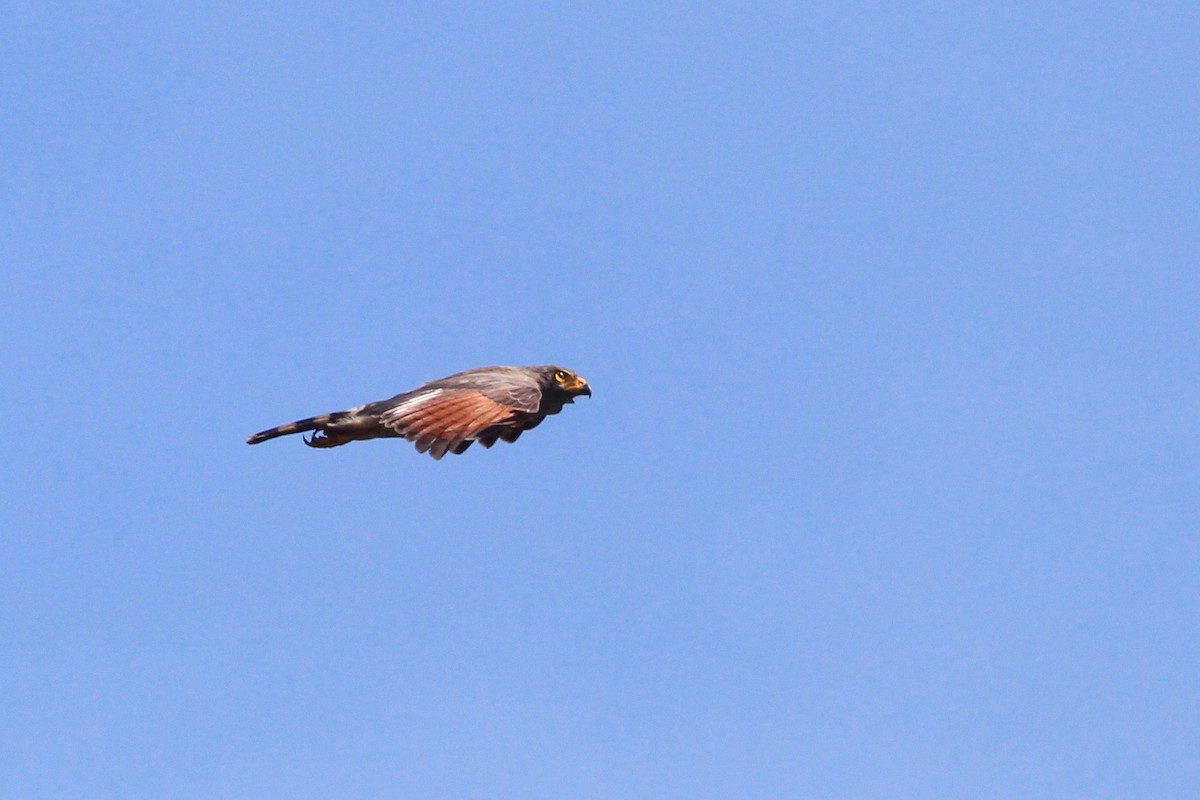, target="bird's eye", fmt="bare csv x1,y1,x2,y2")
554,370,569,383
